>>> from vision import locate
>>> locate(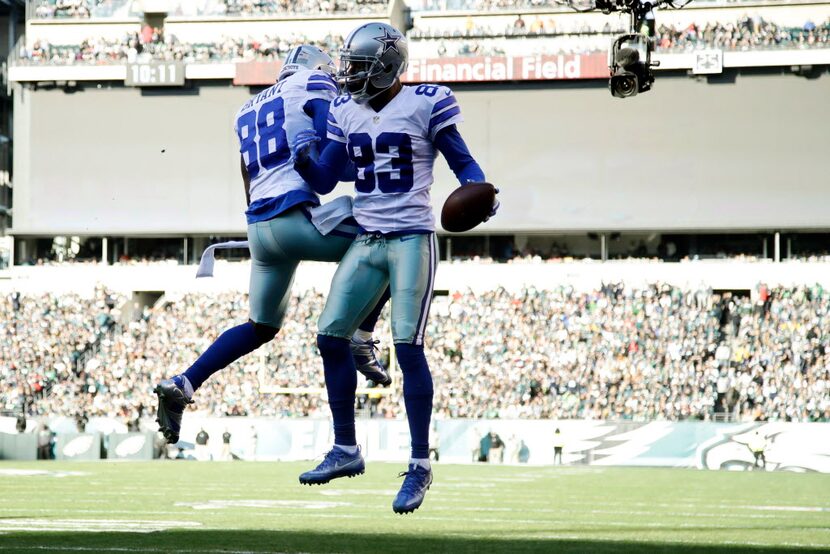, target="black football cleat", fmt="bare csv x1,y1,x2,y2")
350,338,392,387
154,378,193,444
